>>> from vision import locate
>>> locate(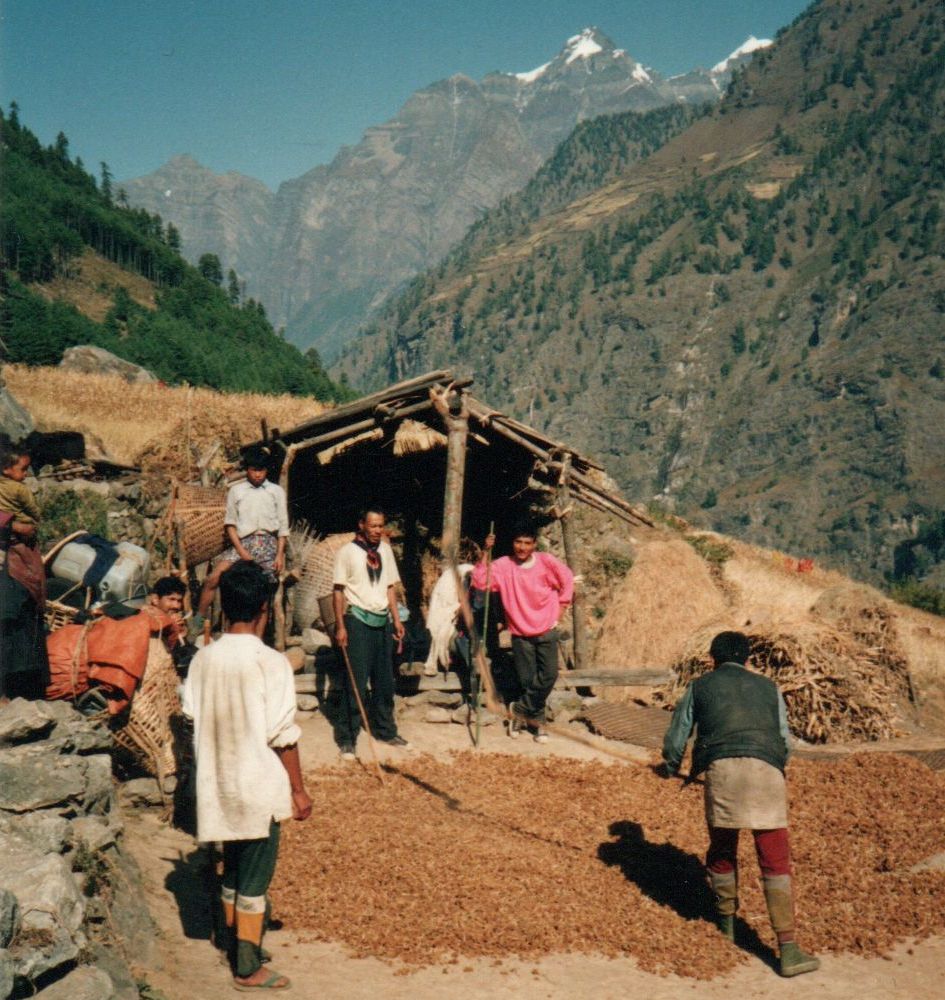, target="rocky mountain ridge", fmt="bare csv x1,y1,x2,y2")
122,28,768,358
340,0,945,588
